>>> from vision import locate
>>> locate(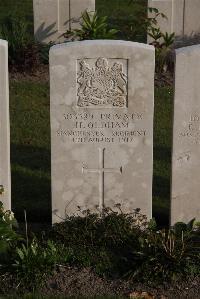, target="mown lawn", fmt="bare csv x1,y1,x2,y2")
10,80,51,222
0,0,33,32
153,87,173,226
0,0,33,19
